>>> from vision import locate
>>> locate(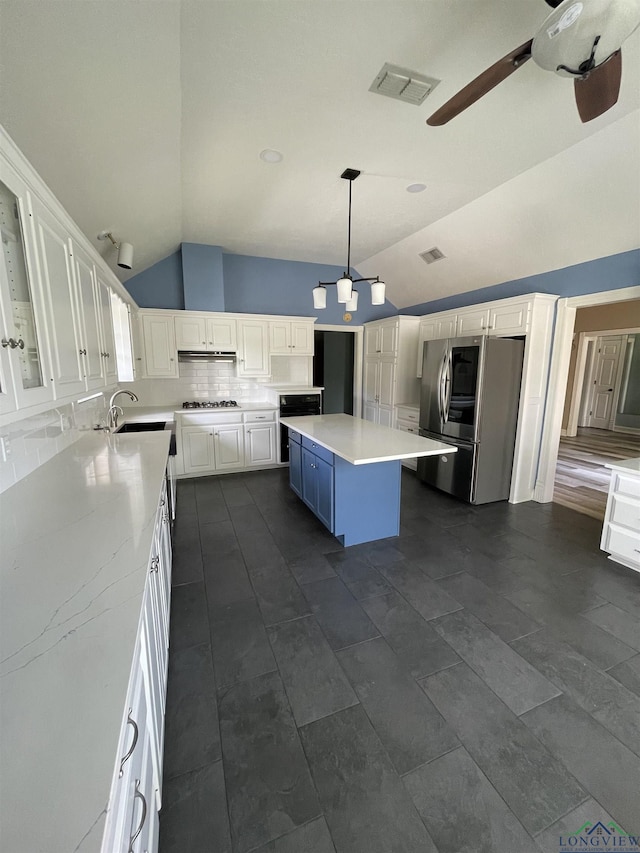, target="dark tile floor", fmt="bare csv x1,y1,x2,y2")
158,468,640,853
